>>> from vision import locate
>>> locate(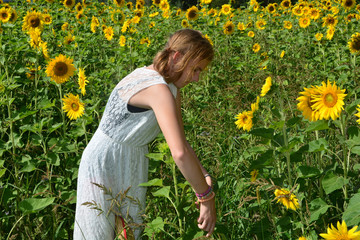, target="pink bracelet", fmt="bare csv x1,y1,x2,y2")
197,192,215,203
196,186,212,199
